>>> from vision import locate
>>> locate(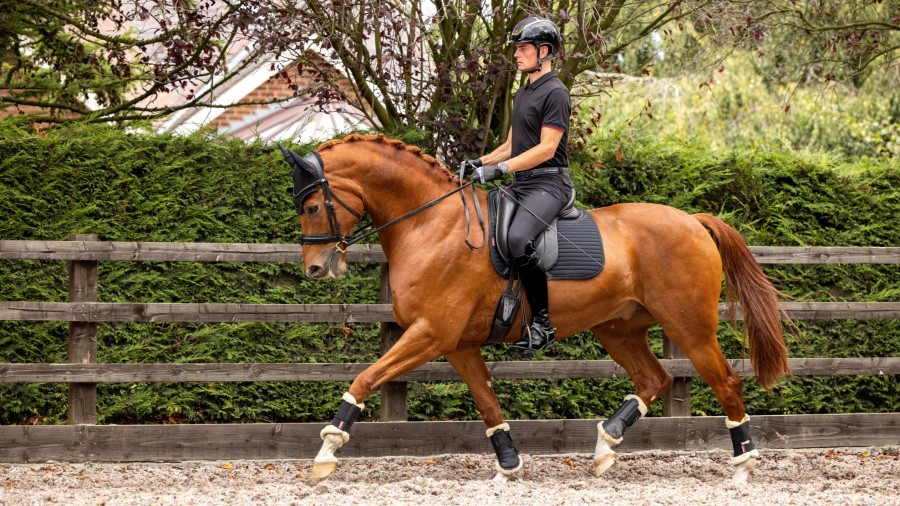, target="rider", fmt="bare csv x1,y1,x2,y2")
465,17,573,352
